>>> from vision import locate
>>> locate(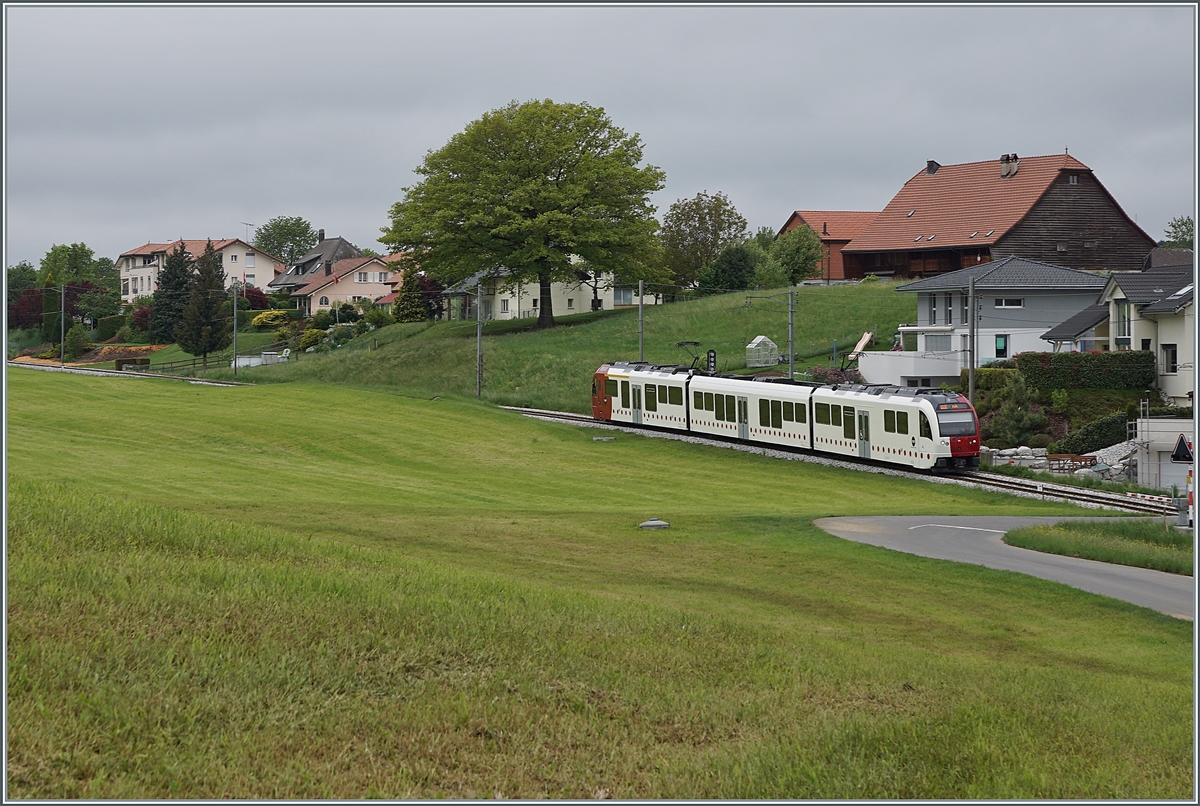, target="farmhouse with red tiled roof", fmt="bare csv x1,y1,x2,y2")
778,210,879,281
841,153,1156,279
